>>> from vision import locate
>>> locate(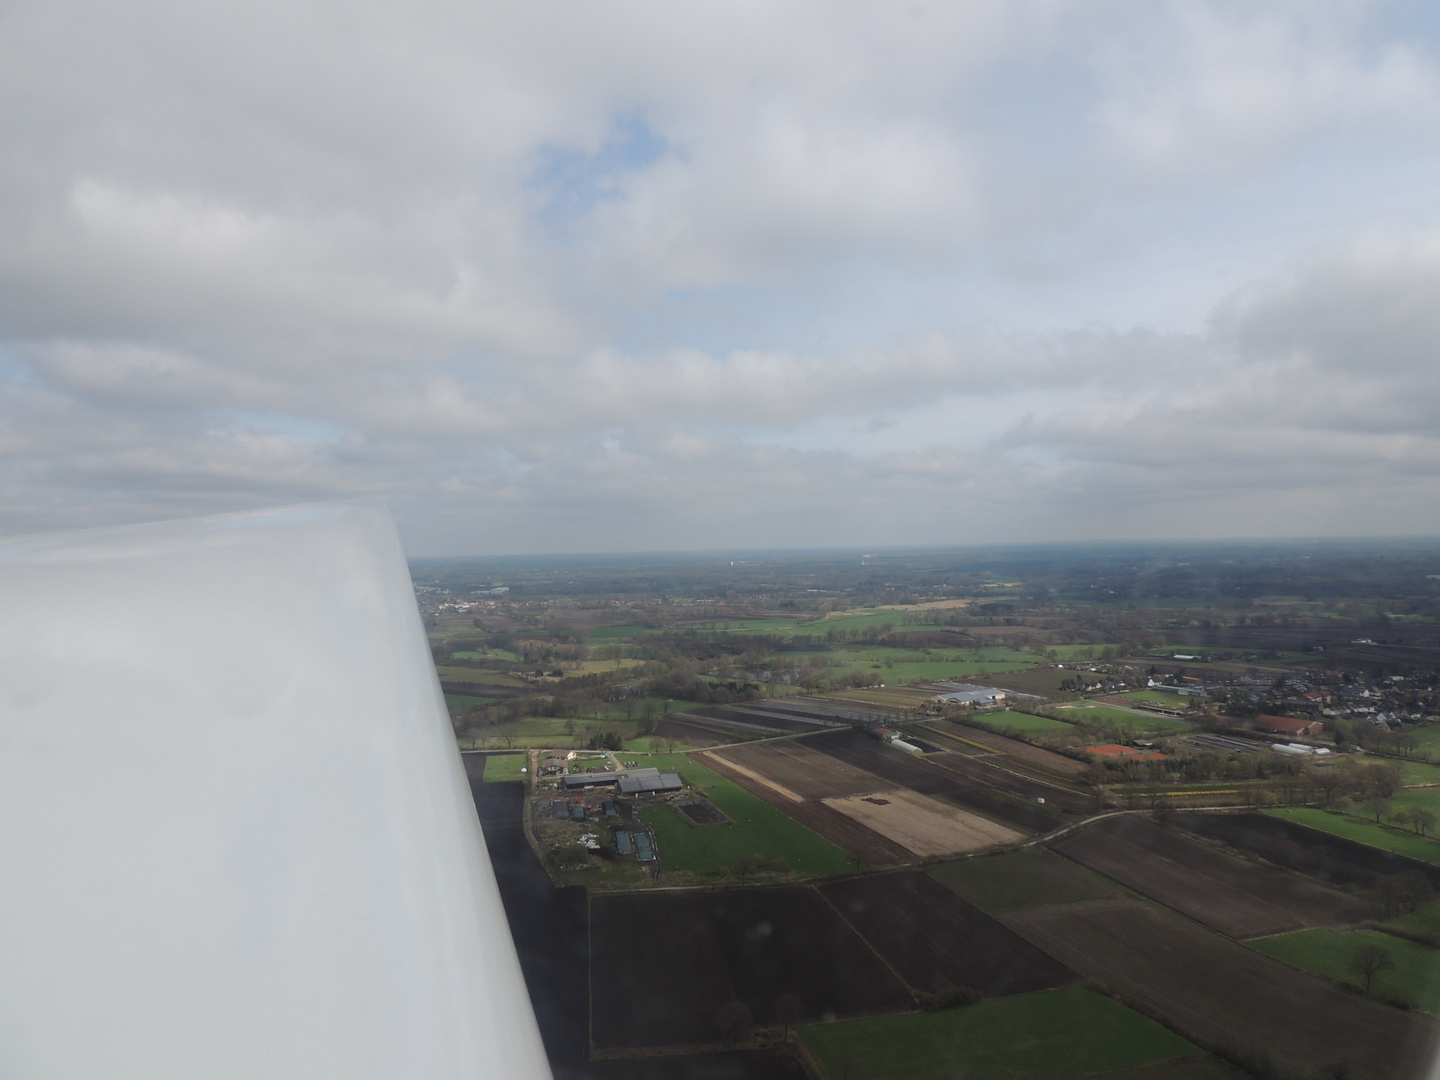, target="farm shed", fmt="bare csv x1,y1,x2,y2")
617,768,683,794
1255,715,1324,737
932,683,1008,706
565,770,621,789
